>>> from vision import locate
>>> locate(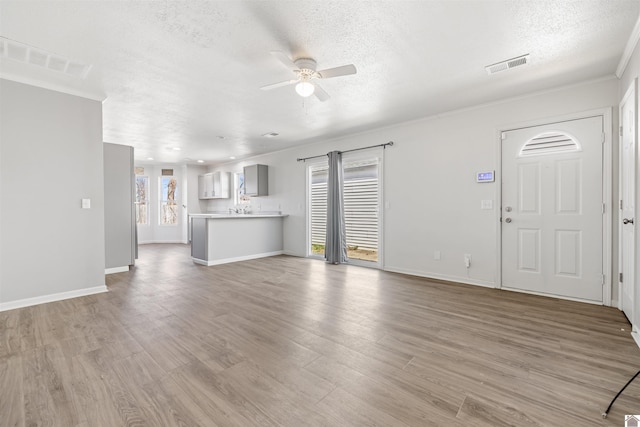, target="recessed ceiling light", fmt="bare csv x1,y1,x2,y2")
262,132,279,138
146,157,154,160
229,156,236,160
197,159,205,163
172,147,181,151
